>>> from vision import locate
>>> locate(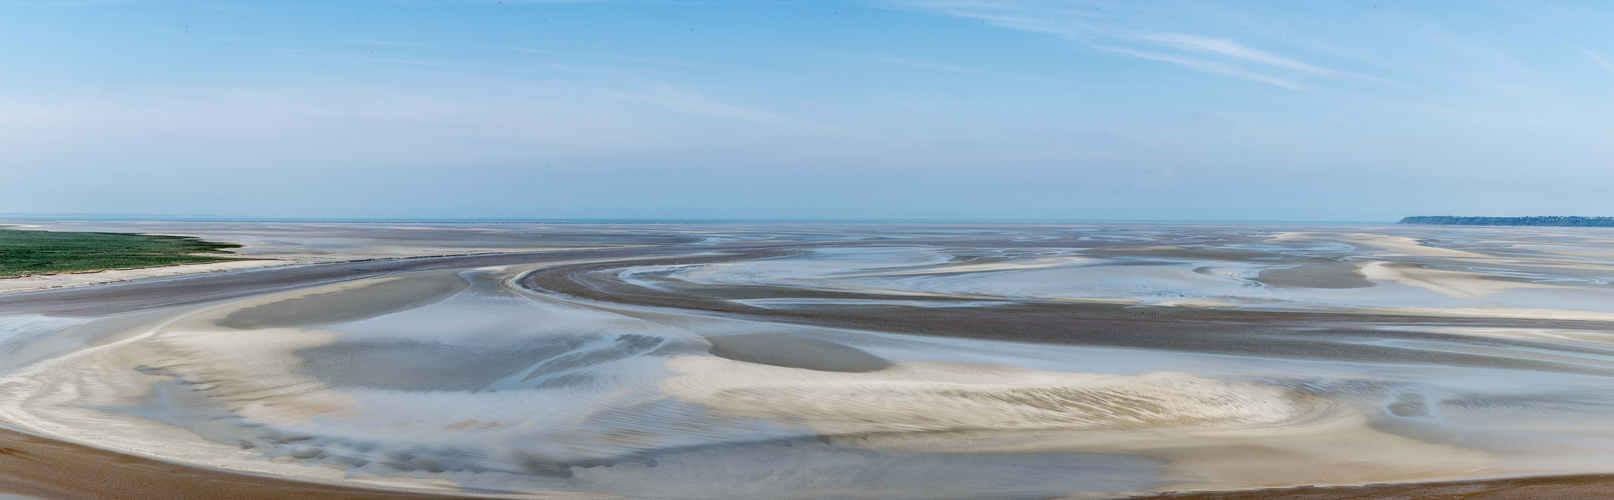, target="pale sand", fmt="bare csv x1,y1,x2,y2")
1274,232,1489,259
1391,326,1614,344
0,268,626,498
1333,306,1614,322
6,224,1614,498
659,357,1493,493
1357,261,1560,299
0,255,707,498
0,277,483,495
